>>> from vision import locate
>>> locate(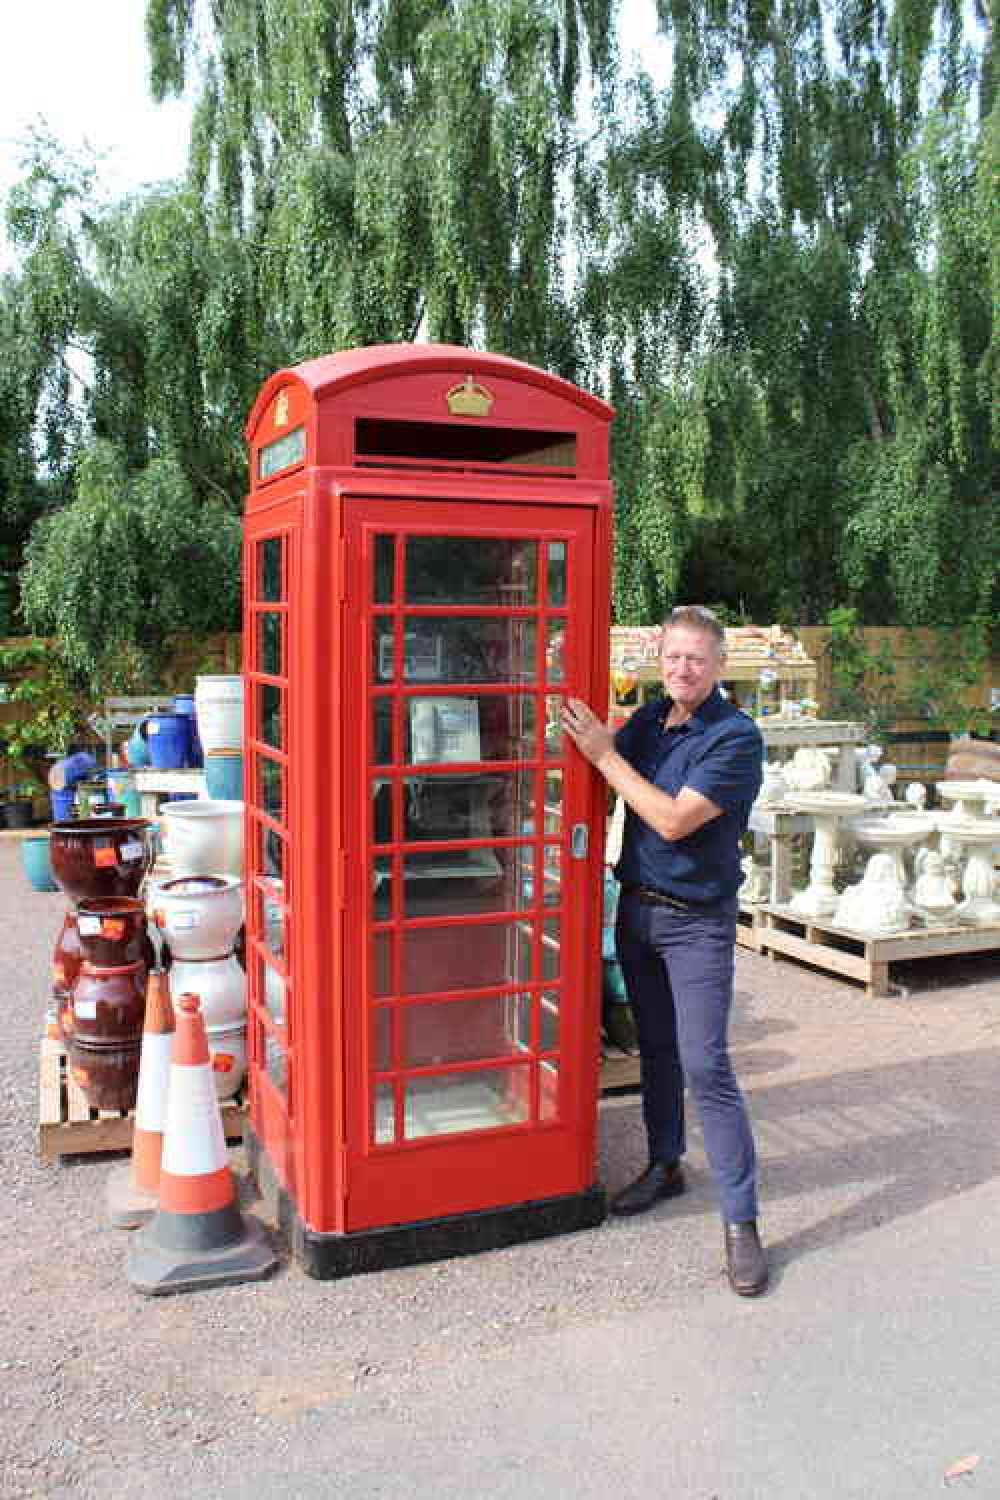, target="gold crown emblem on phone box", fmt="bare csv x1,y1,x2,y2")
446,376,494,417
